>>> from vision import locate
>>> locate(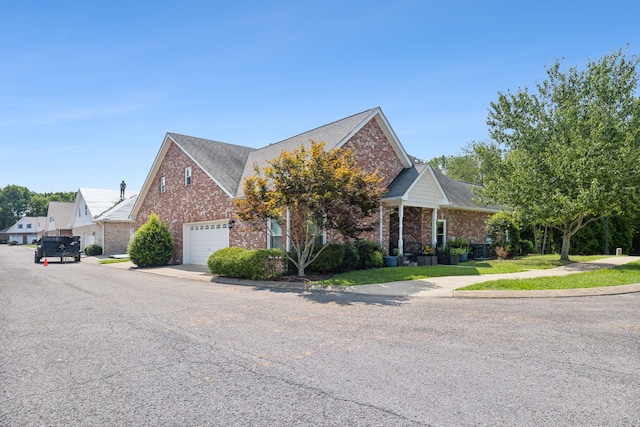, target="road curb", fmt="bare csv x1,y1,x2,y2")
453,283,640,298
